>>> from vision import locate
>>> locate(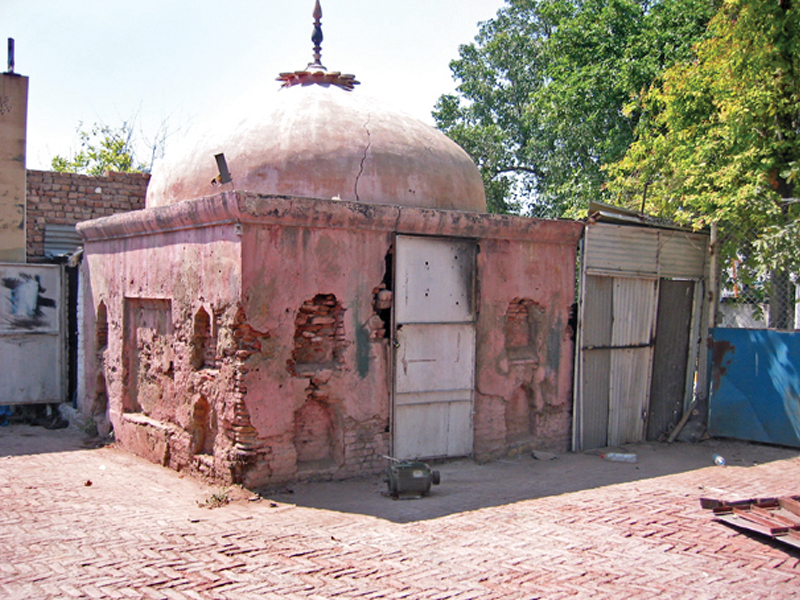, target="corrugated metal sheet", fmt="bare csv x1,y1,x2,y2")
709,328,800,447
607,277,657,445
584,224,659,276
648,280,695,440
44,224,82,257
584,223,707,280
659,230,708,279
612,278,657,346
574,221,708,451
577,275,613,449
608,346,652,444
